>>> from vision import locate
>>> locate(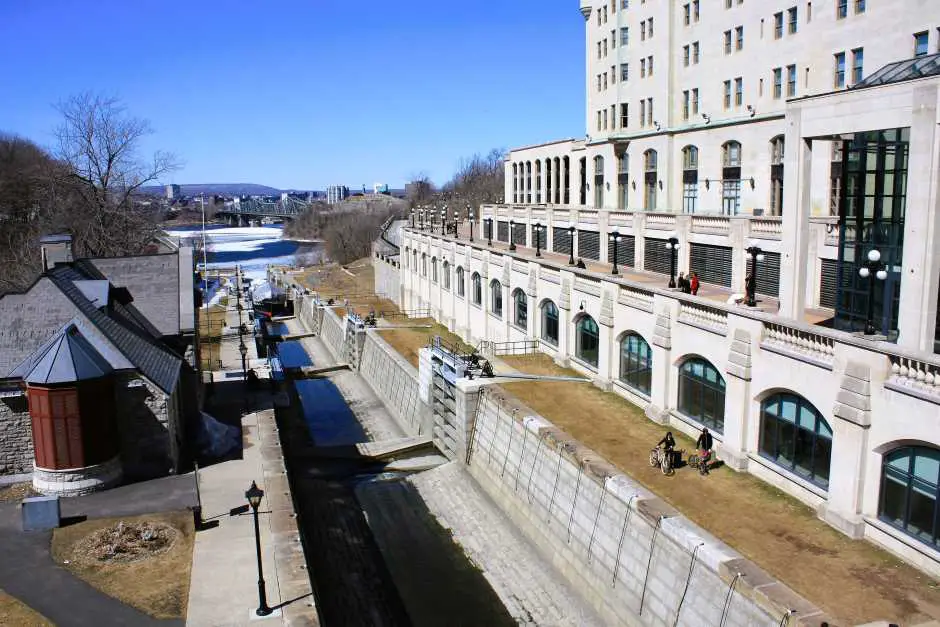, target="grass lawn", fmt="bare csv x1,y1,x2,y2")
50,511,195,620
377,322,474,368
500,353,940,626
0,590,53,626
297,259,399,318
